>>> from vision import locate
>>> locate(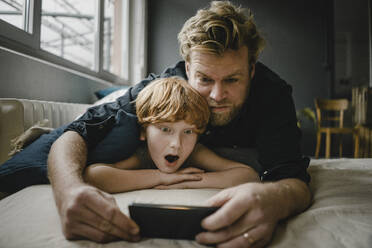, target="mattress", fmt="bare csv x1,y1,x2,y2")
0,158,371,248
